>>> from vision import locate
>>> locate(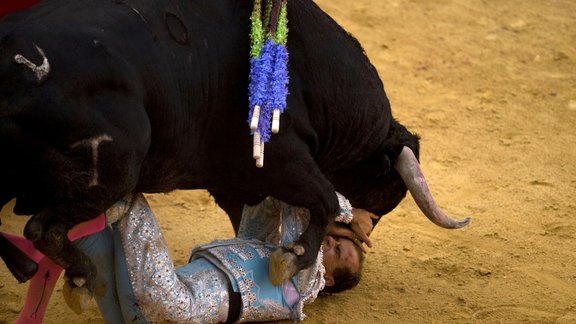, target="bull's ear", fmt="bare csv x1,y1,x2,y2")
369,149,392,178
376,143,419,177
379,153,392,176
